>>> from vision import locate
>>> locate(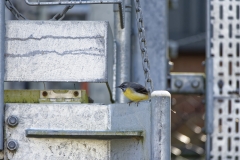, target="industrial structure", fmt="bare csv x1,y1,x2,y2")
0,0,239,159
